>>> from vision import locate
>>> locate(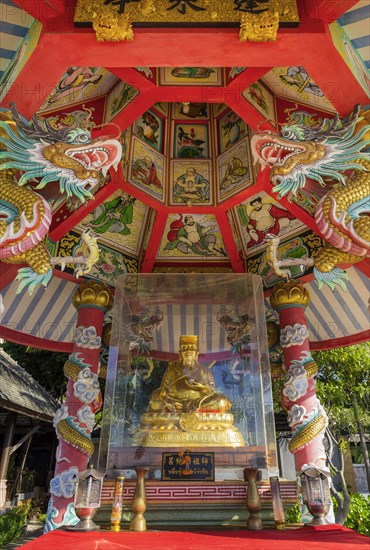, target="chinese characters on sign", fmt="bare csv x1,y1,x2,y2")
75,0,299,25
162,451,214,481
234,0,270,13
103,0,140,14
167,0,206,14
